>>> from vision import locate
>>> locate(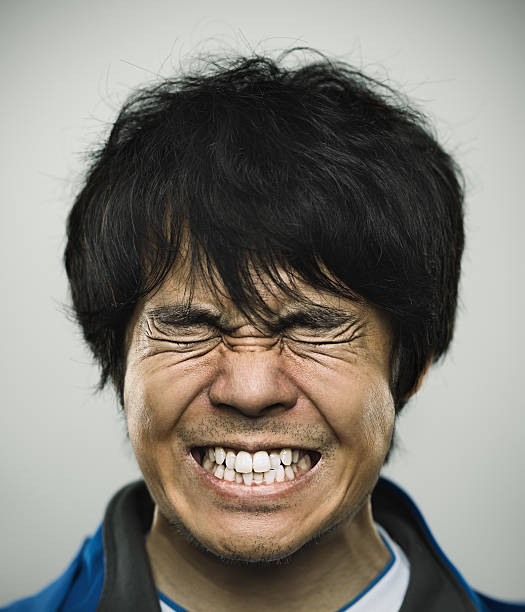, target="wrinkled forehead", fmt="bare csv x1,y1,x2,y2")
136,260,374,333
